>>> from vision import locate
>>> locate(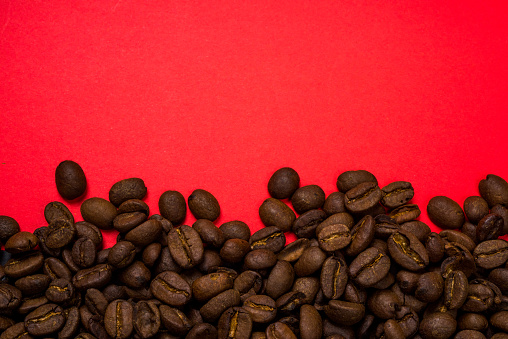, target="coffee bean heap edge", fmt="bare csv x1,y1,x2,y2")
0,163,507,339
